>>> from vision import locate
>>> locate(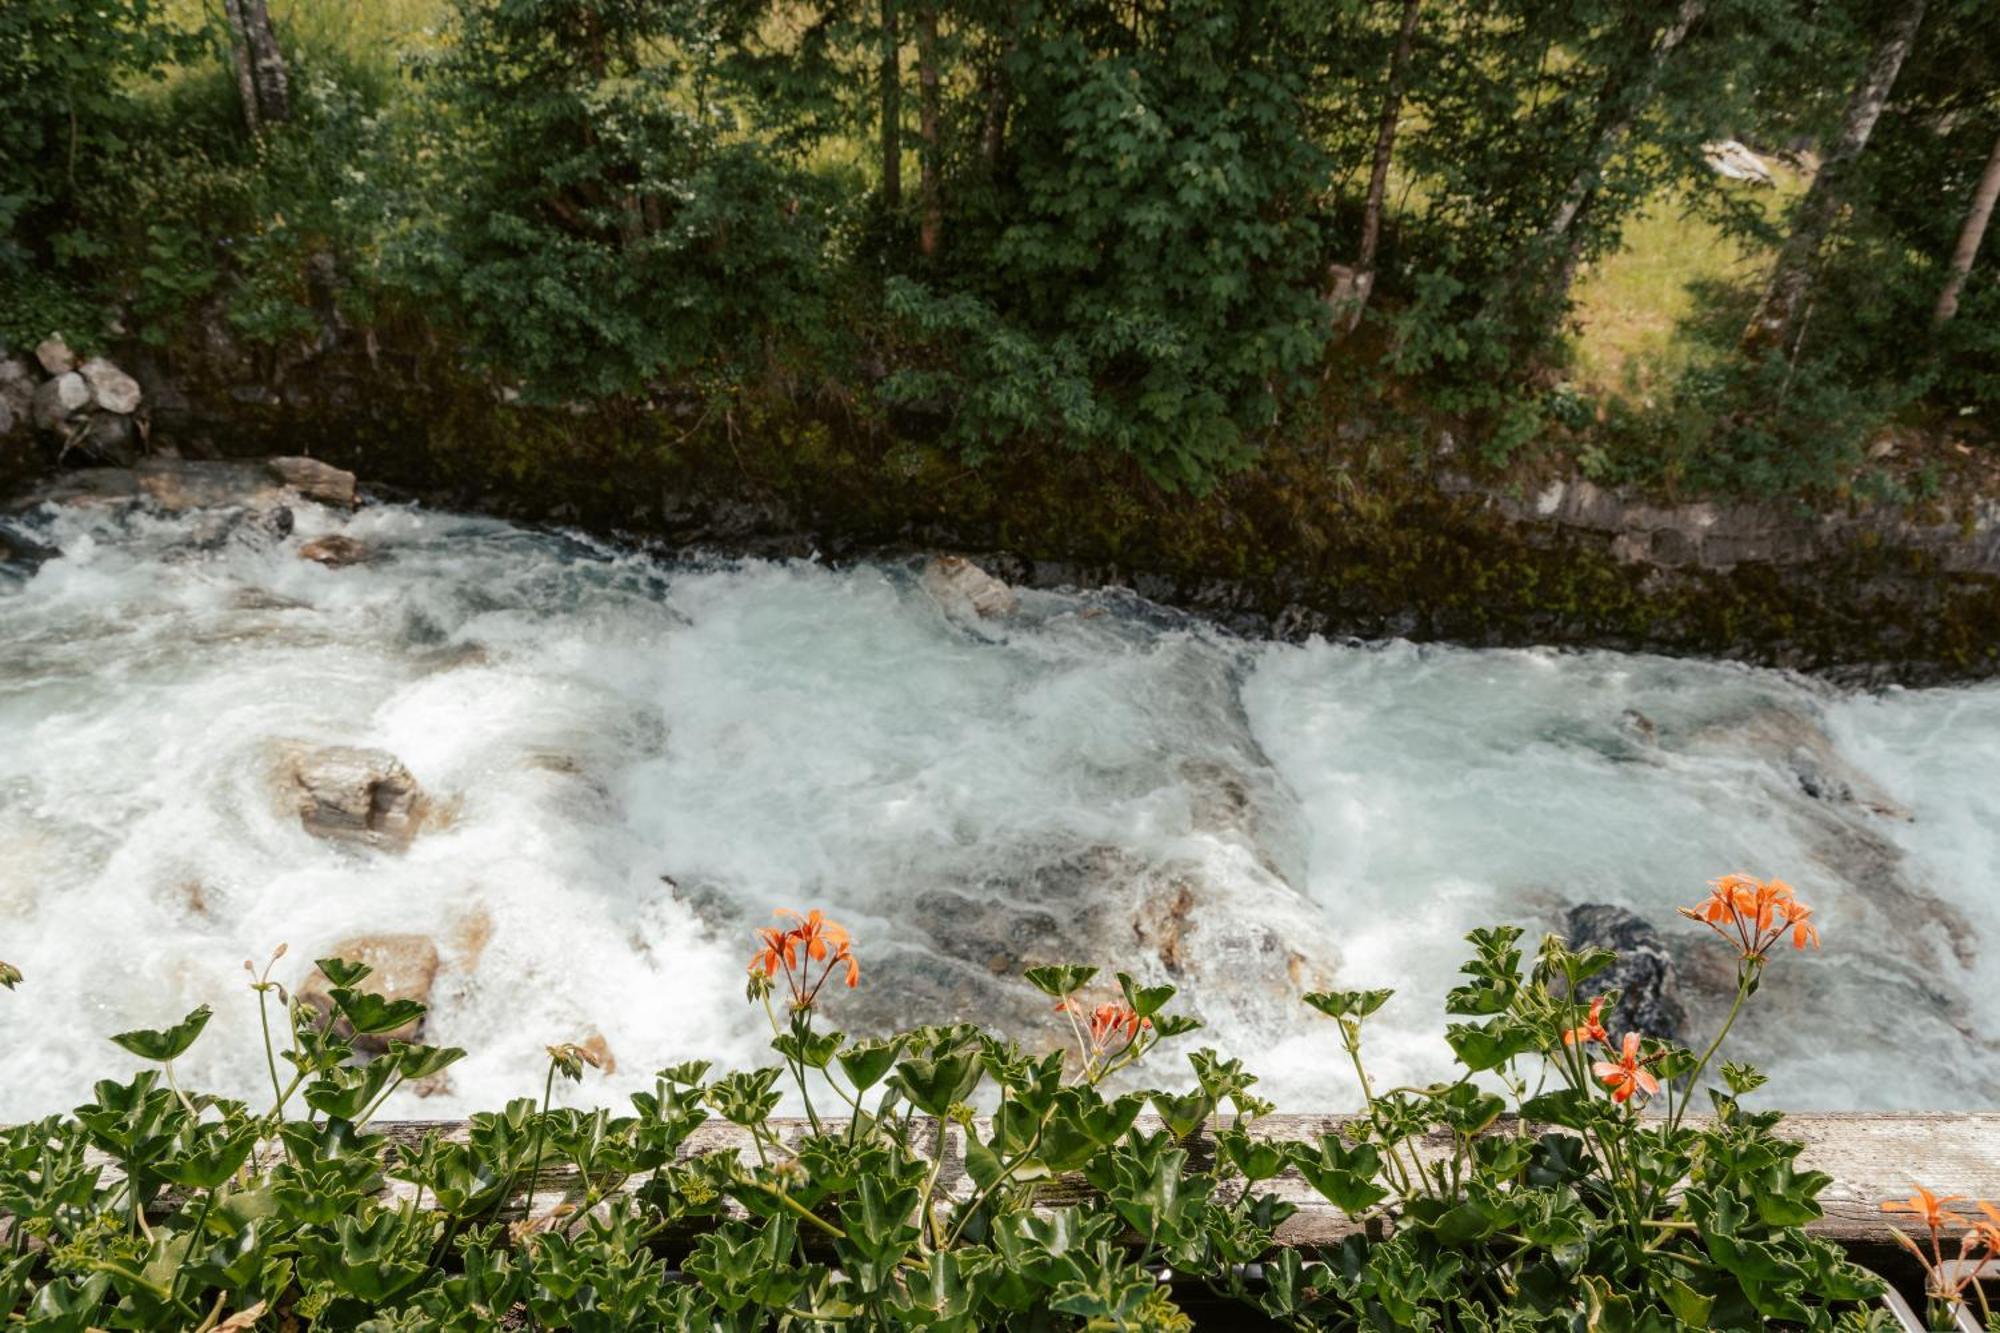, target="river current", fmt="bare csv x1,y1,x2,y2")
1,495,1994,1119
